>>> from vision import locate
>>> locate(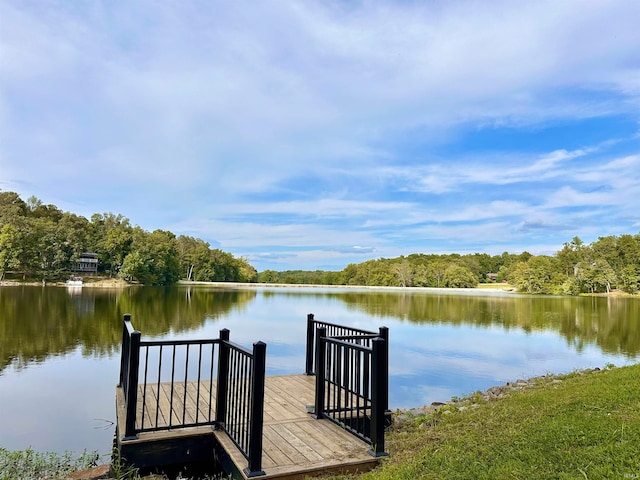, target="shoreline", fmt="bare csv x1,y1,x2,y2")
0,278,132,288
1,279,636,296
177,280,516,293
